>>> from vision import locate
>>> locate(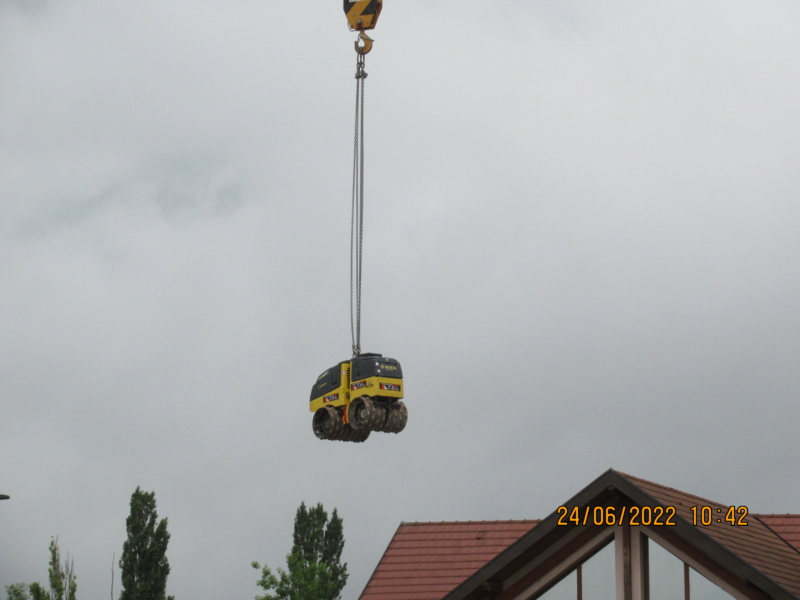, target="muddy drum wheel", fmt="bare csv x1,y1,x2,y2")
342,425,371,443
387,401,407,433
313,406,343,440
347,396,374,430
